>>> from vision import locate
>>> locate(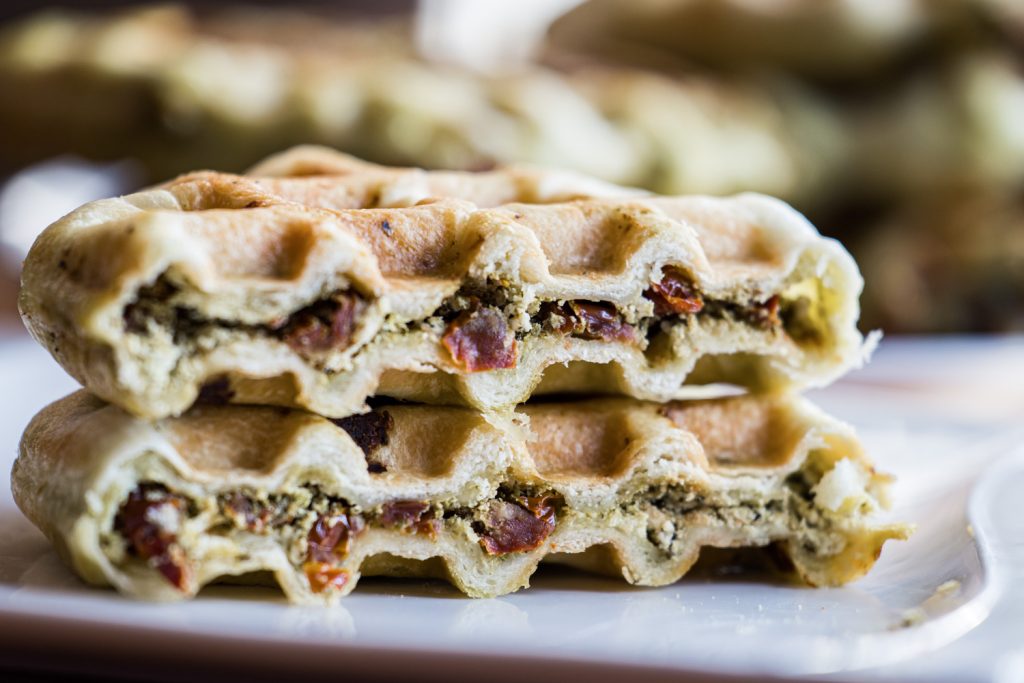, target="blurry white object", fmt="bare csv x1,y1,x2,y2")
416,0,584,72
0,157,138,270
